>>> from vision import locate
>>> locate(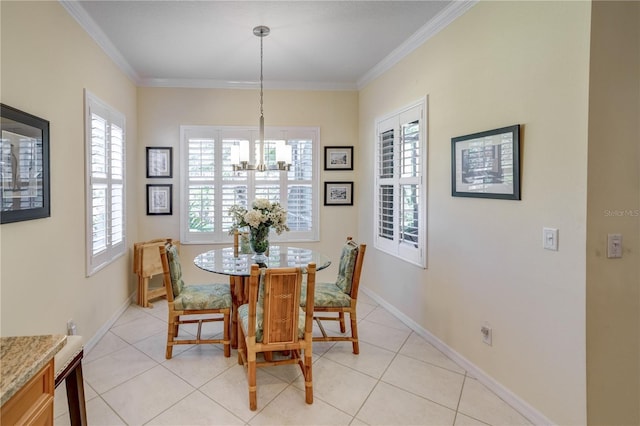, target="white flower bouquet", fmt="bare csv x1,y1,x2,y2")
228,198,289,235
